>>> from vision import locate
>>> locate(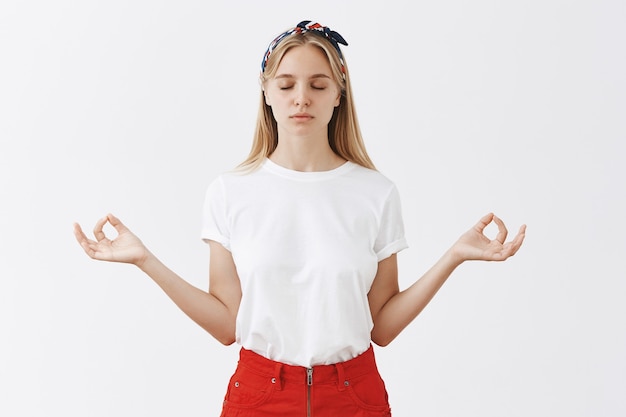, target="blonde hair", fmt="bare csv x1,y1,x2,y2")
237,31,375,171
